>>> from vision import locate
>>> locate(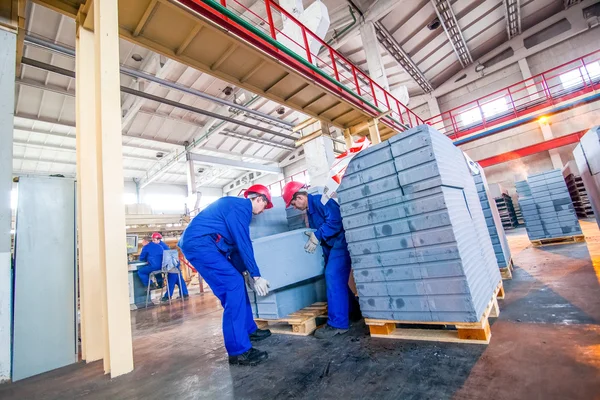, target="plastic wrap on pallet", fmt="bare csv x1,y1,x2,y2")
573,126,600,229
471,168,512,269
516,170,583,240
337,124,501,323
